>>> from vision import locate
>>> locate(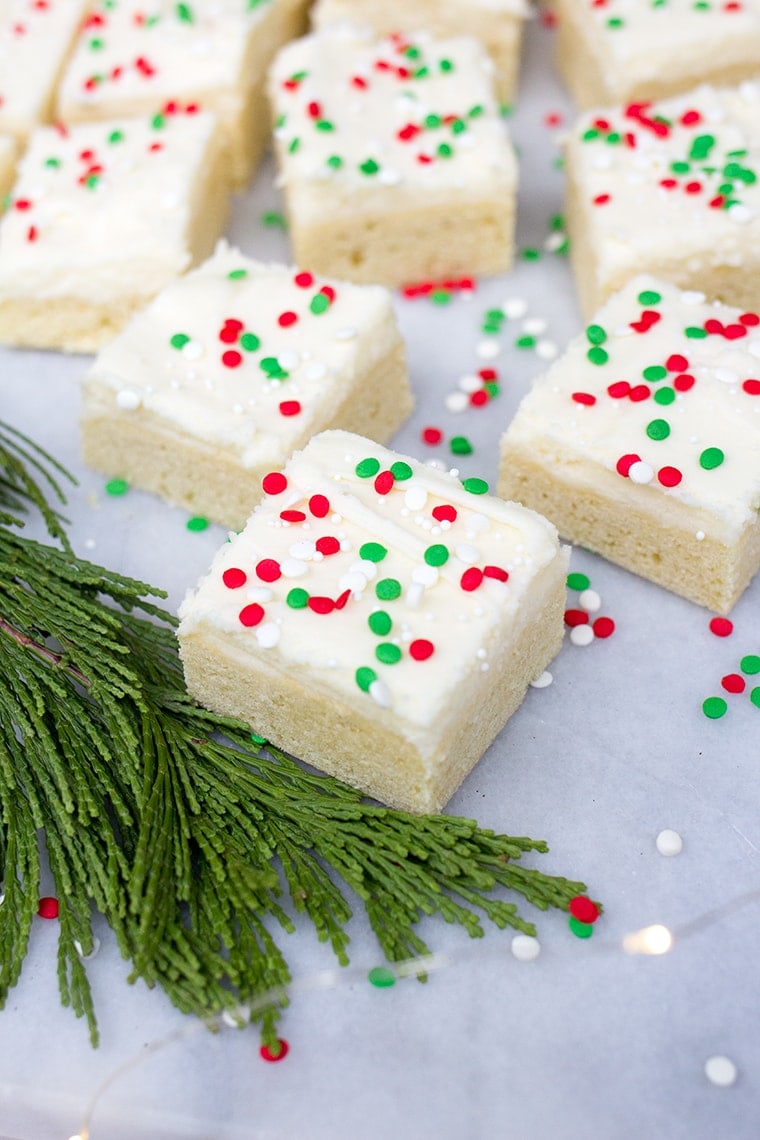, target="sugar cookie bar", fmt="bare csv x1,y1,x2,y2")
556,0,760,109
0,135,17,201
179,430,568,813
0,109,230,353
0,0,87,143
499,276,760,614
564,83,760,319
81,243,413,529
268,26,517,289
310,0,529,104
56,0,311,187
